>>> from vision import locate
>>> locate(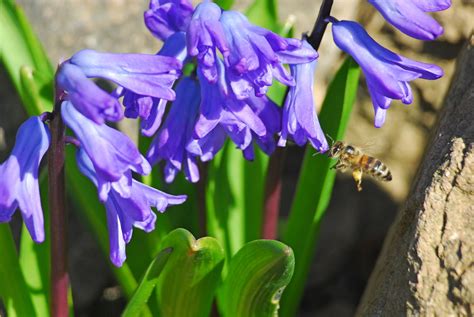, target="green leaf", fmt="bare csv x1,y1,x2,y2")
156,228,225,317
246,0,280,32
214,0,234,10
122,248,172,317
0,225,37,317
206,143,267,260
221,240,295,317
280,57,360,317
0,0,53,113
19,65,54,114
